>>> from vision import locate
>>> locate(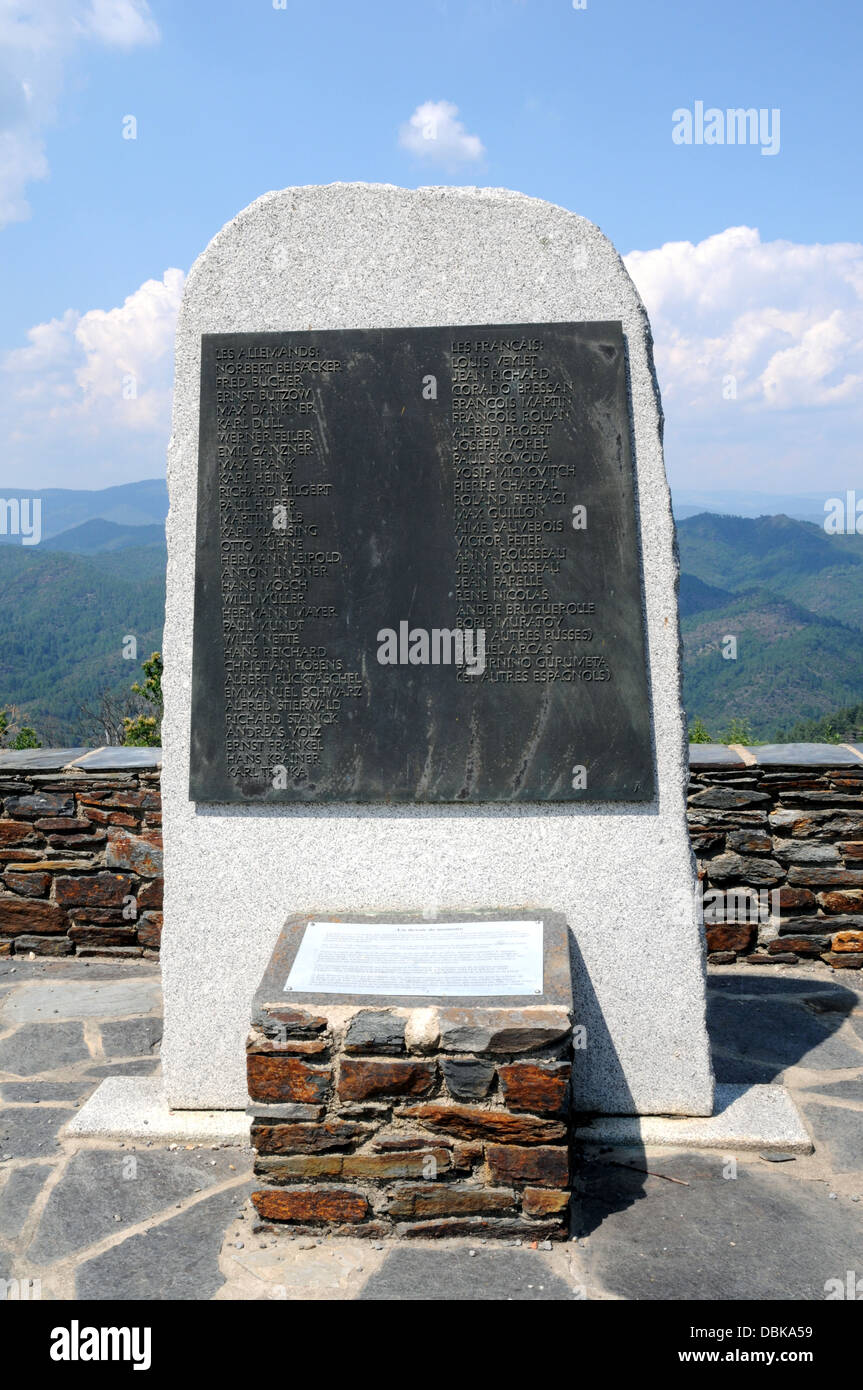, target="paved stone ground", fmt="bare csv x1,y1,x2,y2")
1,956,861,1301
